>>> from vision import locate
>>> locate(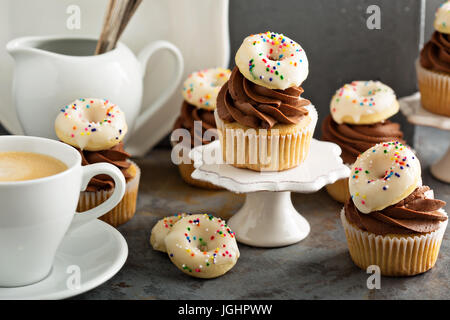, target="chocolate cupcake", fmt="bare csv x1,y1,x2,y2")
321,81,404,203
215,32,317,172
416,1,450,116
341,142,448,276
172,68,231,189
77,142,140,226
55,98,140,227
